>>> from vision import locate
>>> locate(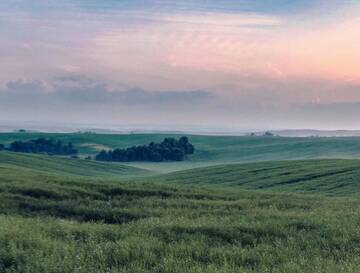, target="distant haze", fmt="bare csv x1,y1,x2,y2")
4,121,360,138
1,1,360,130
